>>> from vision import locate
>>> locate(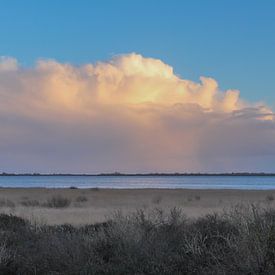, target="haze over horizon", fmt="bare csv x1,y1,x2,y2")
1,1,275,173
